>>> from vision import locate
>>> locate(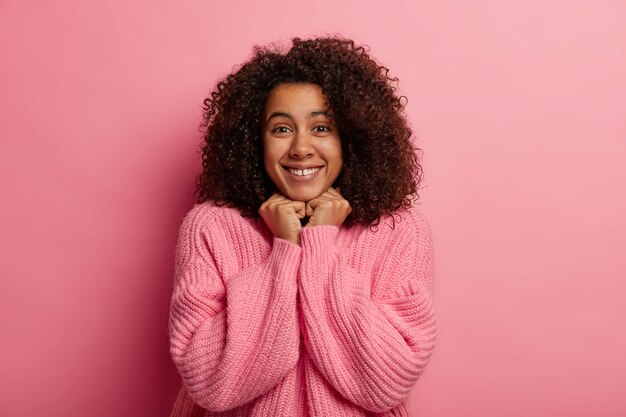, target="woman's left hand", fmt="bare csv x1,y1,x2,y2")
305,187,352,227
